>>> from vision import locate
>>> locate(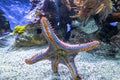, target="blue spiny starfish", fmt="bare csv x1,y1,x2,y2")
25,17,100,80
